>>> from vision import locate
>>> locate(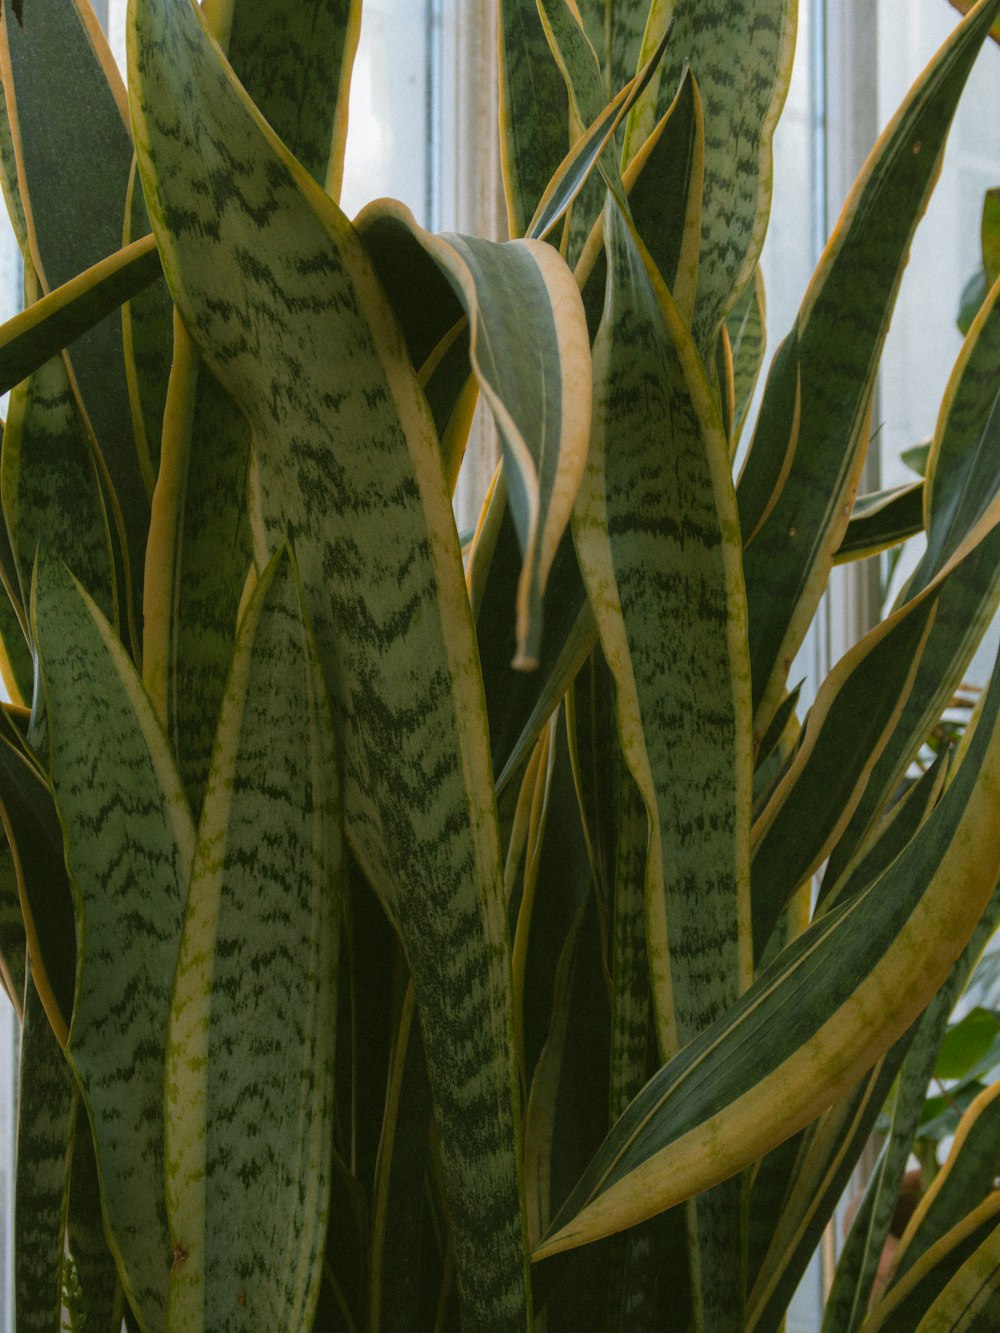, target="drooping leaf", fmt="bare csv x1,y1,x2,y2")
355,200,592,668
